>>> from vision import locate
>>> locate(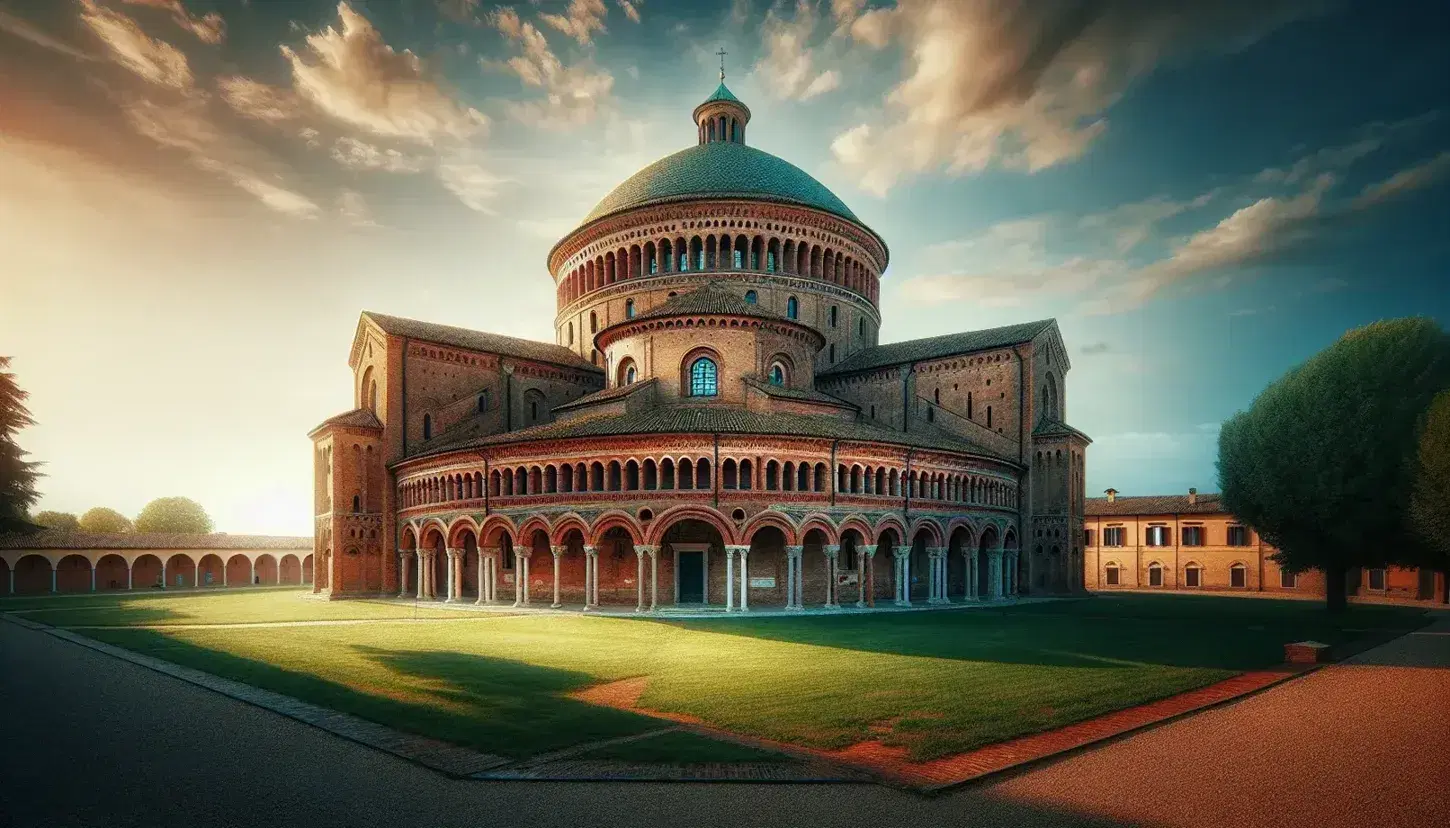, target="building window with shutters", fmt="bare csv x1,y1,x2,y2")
1084,529,1095,546
1145,525,1172,546
1105,563,1120,586
1184,564,1202,587
1182,526,1204,546
1227,525,1250,546
1149,562,1164,586
1103,526,1125,547
1230,562,1247,588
